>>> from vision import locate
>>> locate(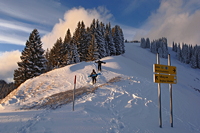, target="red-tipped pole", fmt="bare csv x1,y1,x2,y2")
73,75,76,111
